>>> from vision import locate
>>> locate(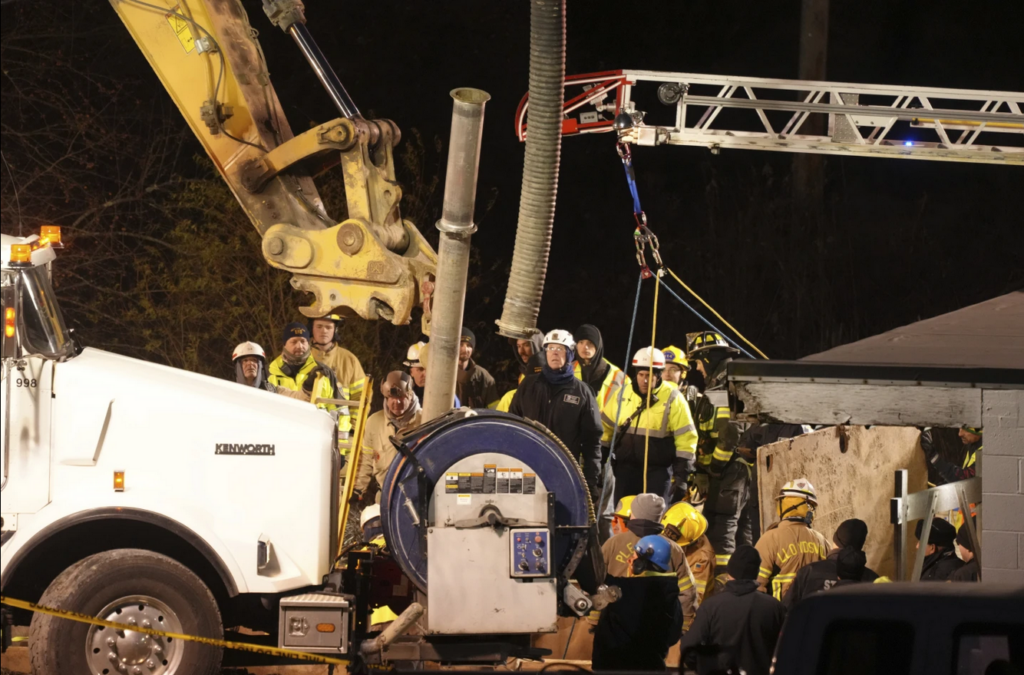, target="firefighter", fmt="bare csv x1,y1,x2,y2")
404,341,427,402
231,341,305,400
456,326,499,408
352,372,422,505
602,347,698,505
310,314,367,425
680,546,786,675
754,478,831,600
688,331,747,573
916,518,964,581
661,345,689,389
592,534,684,672
662,502,716,605
574,324,632,541
611,495,635,536
268,323,348,418
602,493,697,630
783,518,879,608
509,329,603,504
